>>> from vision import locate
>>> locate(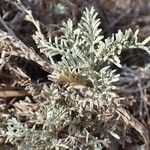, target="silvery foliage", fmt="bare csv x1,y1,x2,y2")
33,7,142,99
5,6,150,150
